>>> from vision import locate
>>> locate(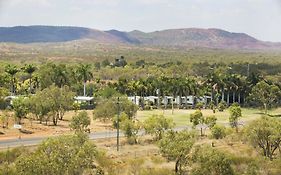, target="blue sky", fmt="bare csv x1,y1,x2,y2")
0,0,280,42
